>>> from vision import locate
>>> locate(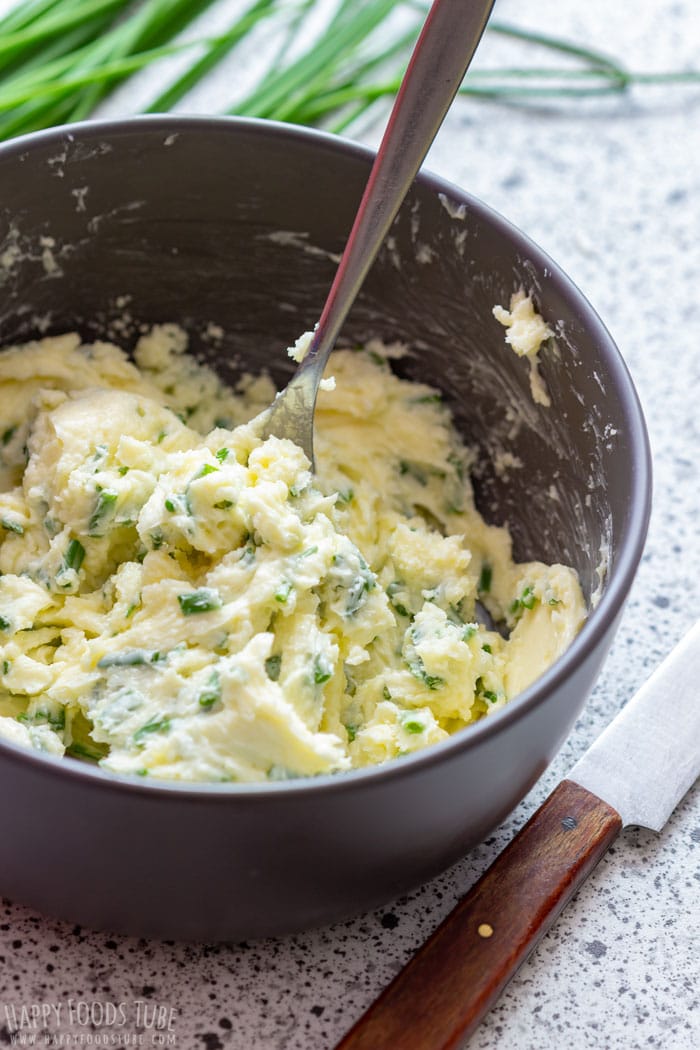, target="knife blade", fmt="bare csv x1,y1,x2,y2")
335,621,700,1050
569,619,700,830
